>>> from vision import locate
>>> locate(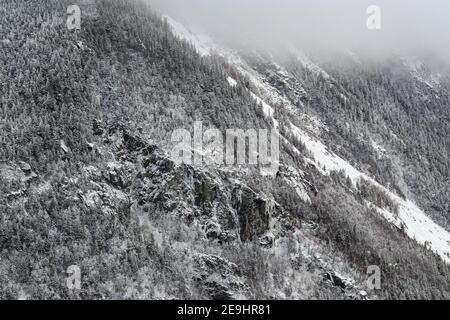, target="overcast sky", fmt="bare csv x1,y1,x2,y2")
147,0,450,60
